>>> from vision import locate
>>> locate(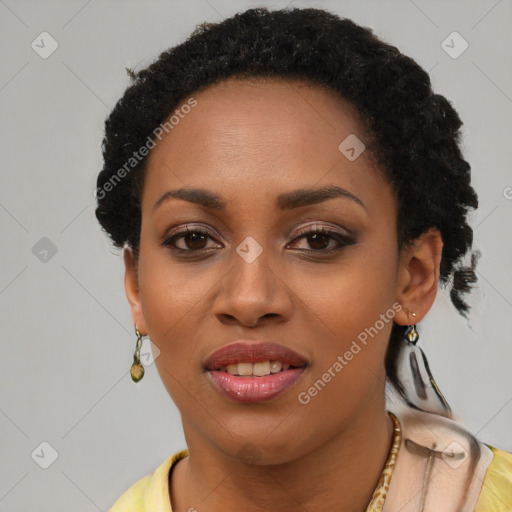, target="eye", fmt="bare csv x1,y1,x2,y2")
161,225,222,252
287,225,355,252
161,223,355,255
